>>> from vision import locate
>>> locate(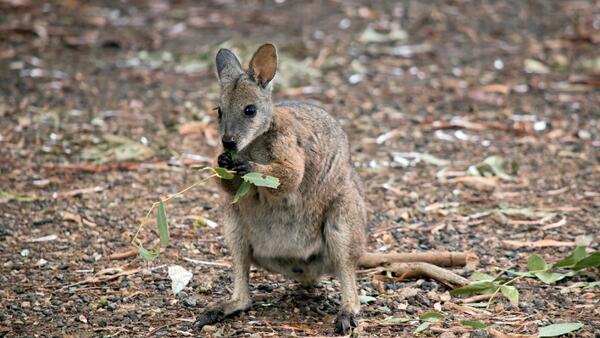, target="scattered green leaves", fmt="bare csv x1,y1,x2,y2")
81,133,155,163
451,246,600,308
414,312,486,334
538,323,583,337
